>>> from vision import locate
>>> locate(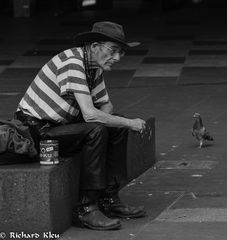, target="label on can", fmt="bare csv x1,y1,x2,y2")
40,140,59,165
